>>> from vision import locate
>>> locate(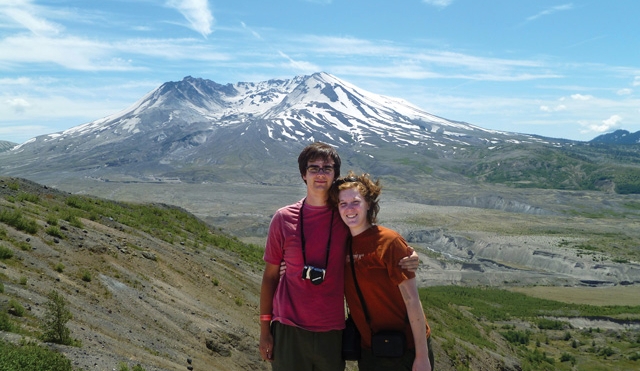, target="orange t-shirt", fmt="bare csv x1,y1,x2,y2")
344,225,431,349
